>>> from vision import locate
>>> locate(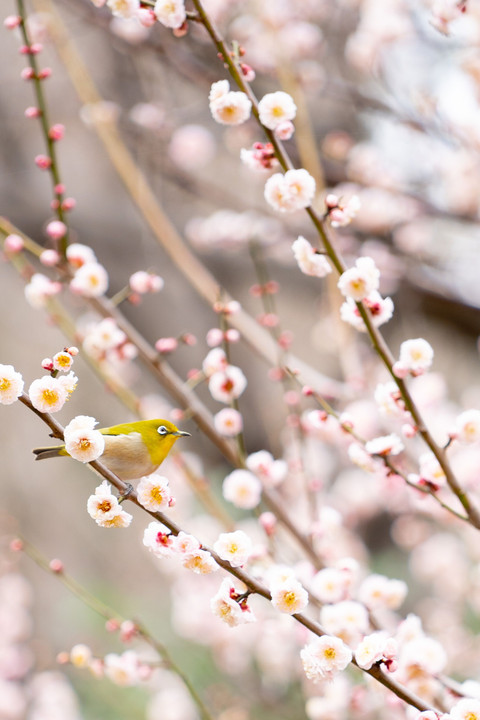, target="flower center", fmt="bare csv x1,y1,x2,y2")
0,378,11,391
42,389,59,405
98,500,112,513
